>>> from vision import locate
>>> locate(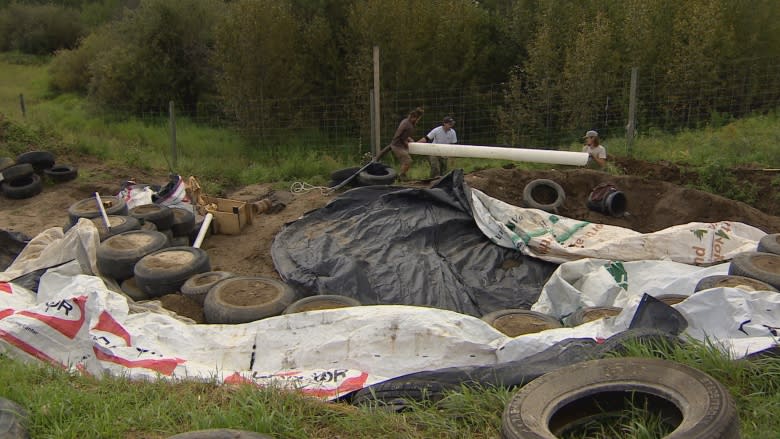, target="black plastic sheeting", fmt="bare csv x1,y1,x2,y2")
0,230,29,272
271,170,558,317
